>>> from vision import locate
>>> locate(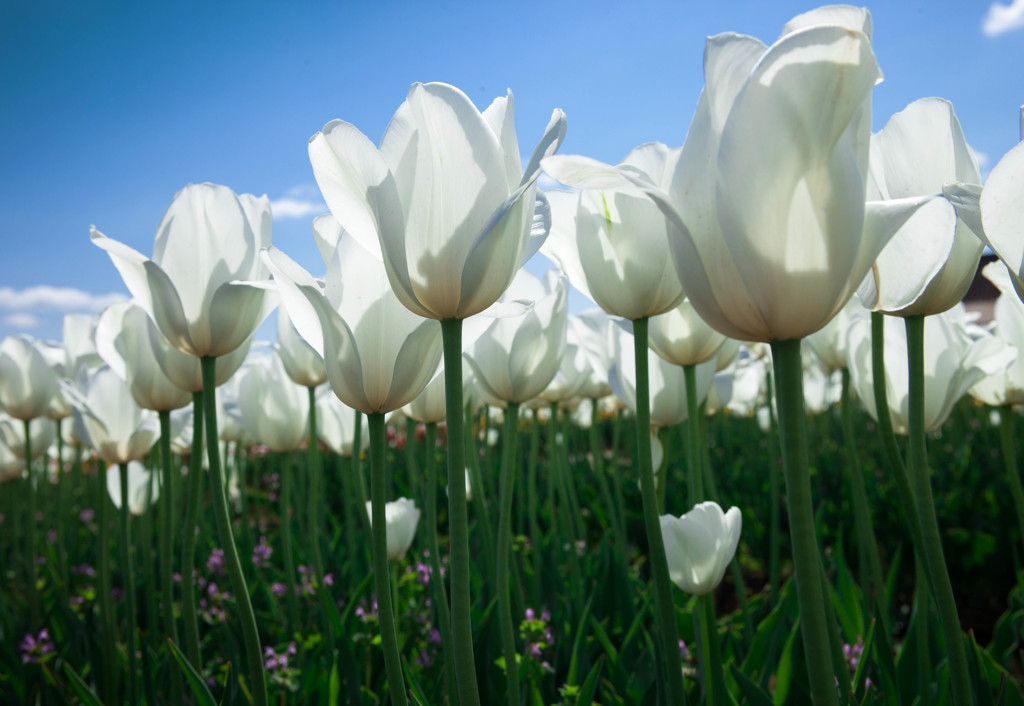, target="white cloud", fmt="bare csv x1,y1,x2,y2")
973,149,990,170
269,197,326,220
983,0,1024,36
4,313,42,329
269,184,326,220
0,286,126,313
